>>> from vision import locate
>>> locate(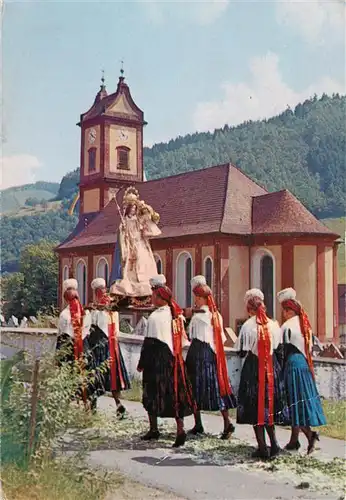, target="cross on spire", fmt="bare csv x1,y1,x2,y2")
100,69,106,90
120,59,124,77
